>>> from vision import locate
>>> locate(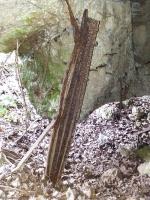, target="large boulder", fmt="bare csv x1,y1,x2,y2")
1,0,150,119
